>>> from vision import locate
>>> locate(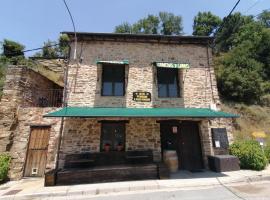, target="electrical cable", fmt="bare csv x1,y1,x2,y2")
62,0,77,60
213,0,241,43
243,0,261,14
